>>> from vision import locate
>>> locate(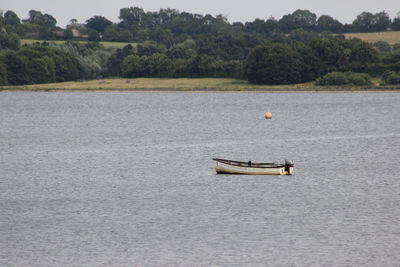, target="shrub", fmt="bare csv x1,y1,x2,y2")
346,72,371,85
382,71,400,85
0,61,8,85
382,70,394,81
315,72,348,85
315,71,371,86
